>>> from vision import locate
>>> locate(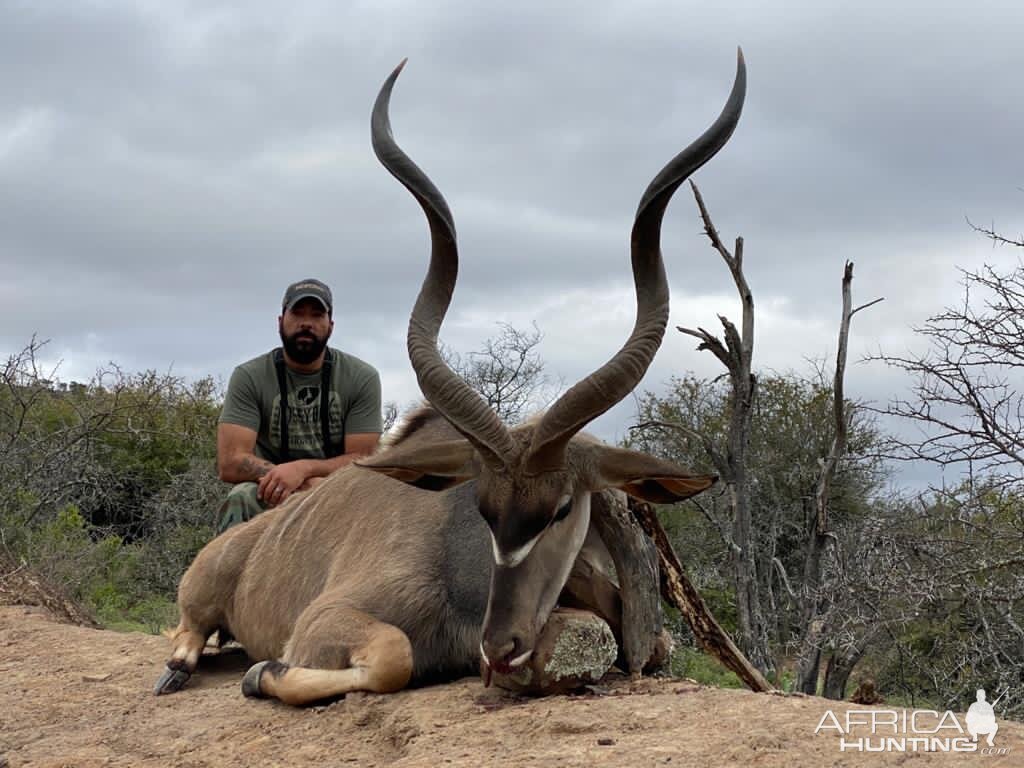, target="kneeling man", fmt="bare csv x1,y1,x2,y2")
216,278,382,533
